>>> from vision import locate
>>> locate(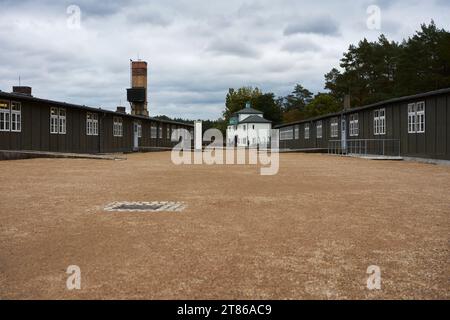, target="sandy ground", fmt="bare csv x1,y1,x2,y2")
0,152,449,300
